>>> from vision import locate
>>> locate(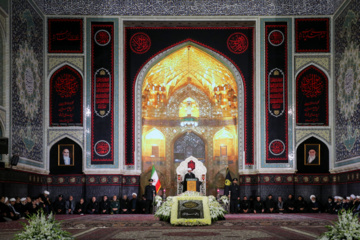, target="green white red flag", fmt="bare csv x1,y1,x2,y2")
151,165,161,193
